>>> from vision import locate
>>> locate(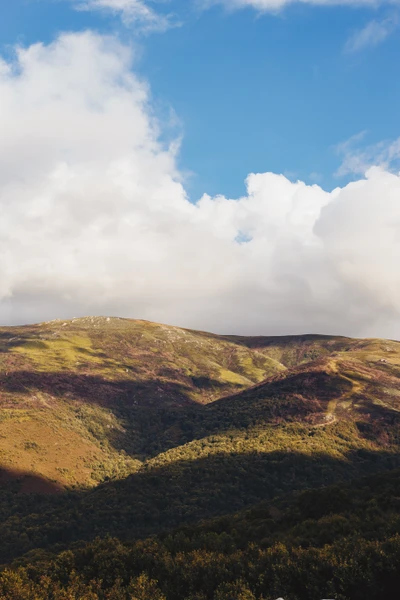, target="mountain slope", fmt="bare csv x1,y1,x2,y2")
1,319,400,598
0,317,357,488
